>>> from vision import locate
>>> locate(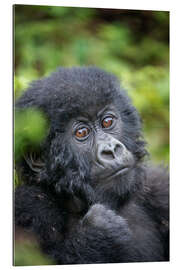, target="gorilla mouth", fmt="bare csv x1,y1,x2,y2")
92,164,131,181
108,167,130,179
